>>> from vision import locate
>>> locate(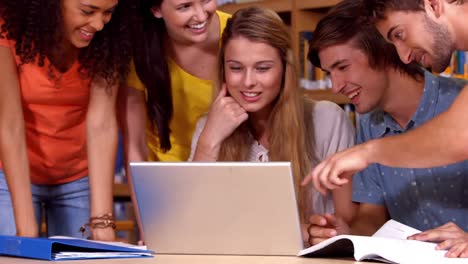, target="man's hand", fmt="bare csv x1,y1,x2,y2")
306,214,350,246
408,222,468,258
302,143,372,195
